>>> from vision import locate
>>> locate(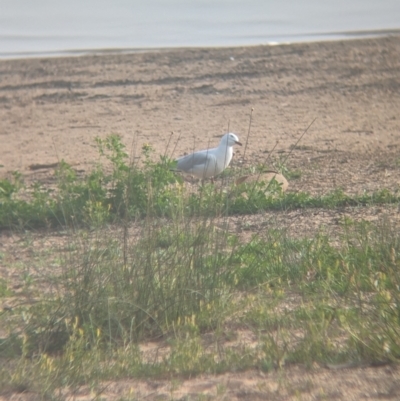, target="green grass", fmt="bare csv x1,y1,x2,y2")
1,217,400,397
0,135,399,230
0,135,400,398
